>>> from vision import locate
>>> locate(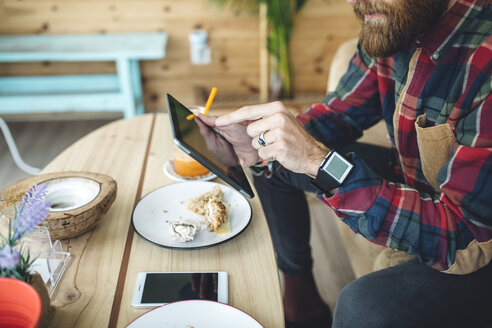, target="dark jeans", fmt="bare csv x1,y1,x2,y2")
333,258,492,327
252,143,492,327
